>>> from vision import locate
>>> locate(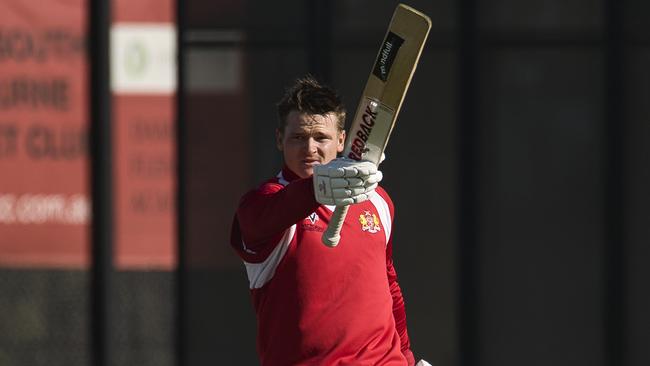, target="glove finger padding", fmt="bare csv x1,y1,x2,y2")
331,193,369,205
314,158,382,206
334,197,354,205
315,158,377,177
352,193,370,204
365,170,383,185
330,187,363,198
330,177,365,189
351,160,377,177
347,186,368,196
364,182,378,193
